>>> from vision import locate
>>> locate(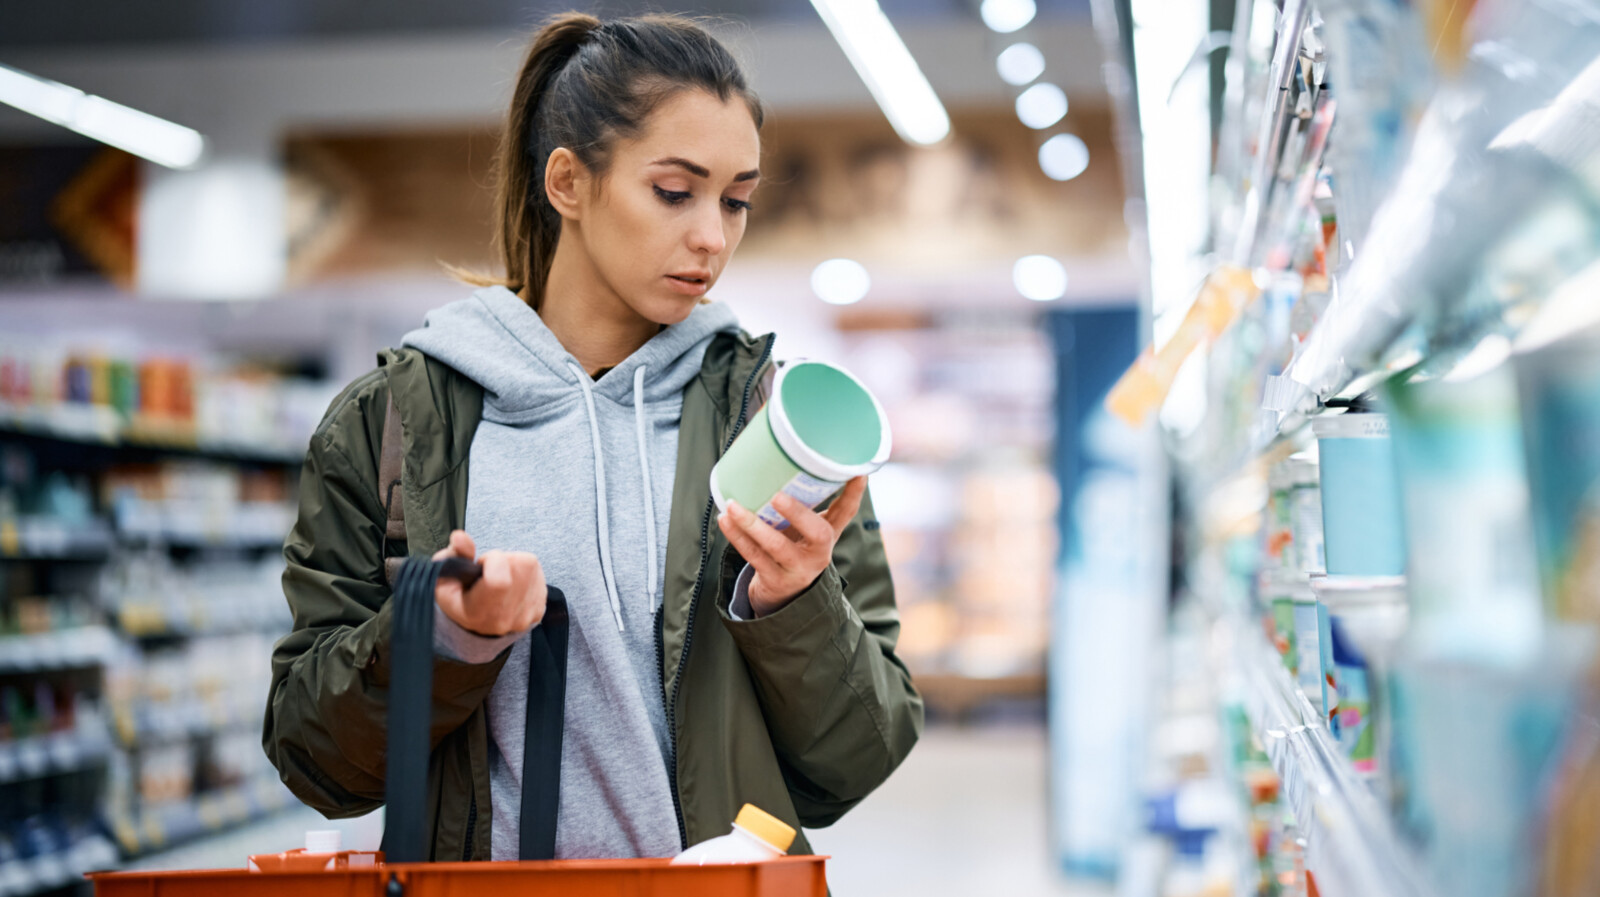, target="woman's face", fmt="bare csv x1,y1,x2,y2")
569,88,761,326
